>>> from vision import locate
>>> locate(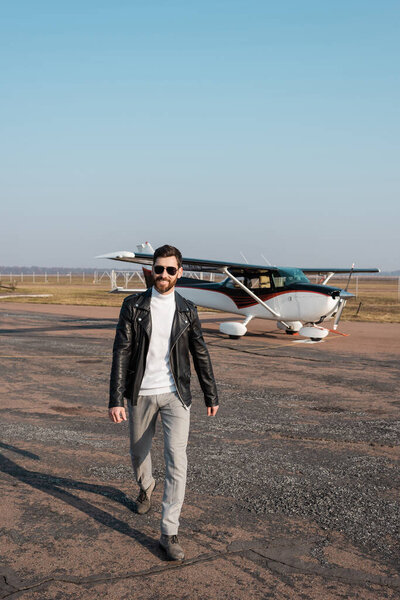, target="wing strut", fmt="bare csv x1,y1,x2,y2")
321,272,335,285
222,267,290,328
